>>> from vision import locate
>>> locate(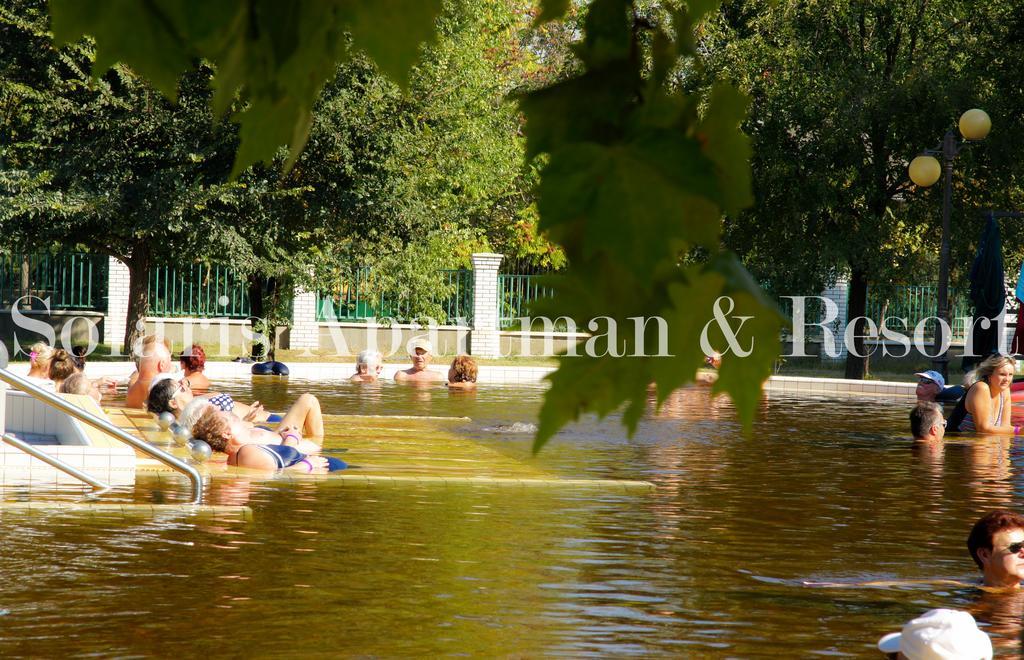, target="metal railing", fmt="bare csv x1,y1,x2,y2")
0,252,108,311
865,284,976,342
1,432,111,492
0,368,203,503
316,268,473,324
768,284,986,343
148,263,251,319
498,273,556,328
